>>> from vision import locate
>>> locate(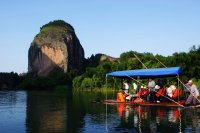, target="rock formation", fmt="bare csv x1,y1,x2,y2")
28,20,85,76
98,54,118,62
86,53,118,68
